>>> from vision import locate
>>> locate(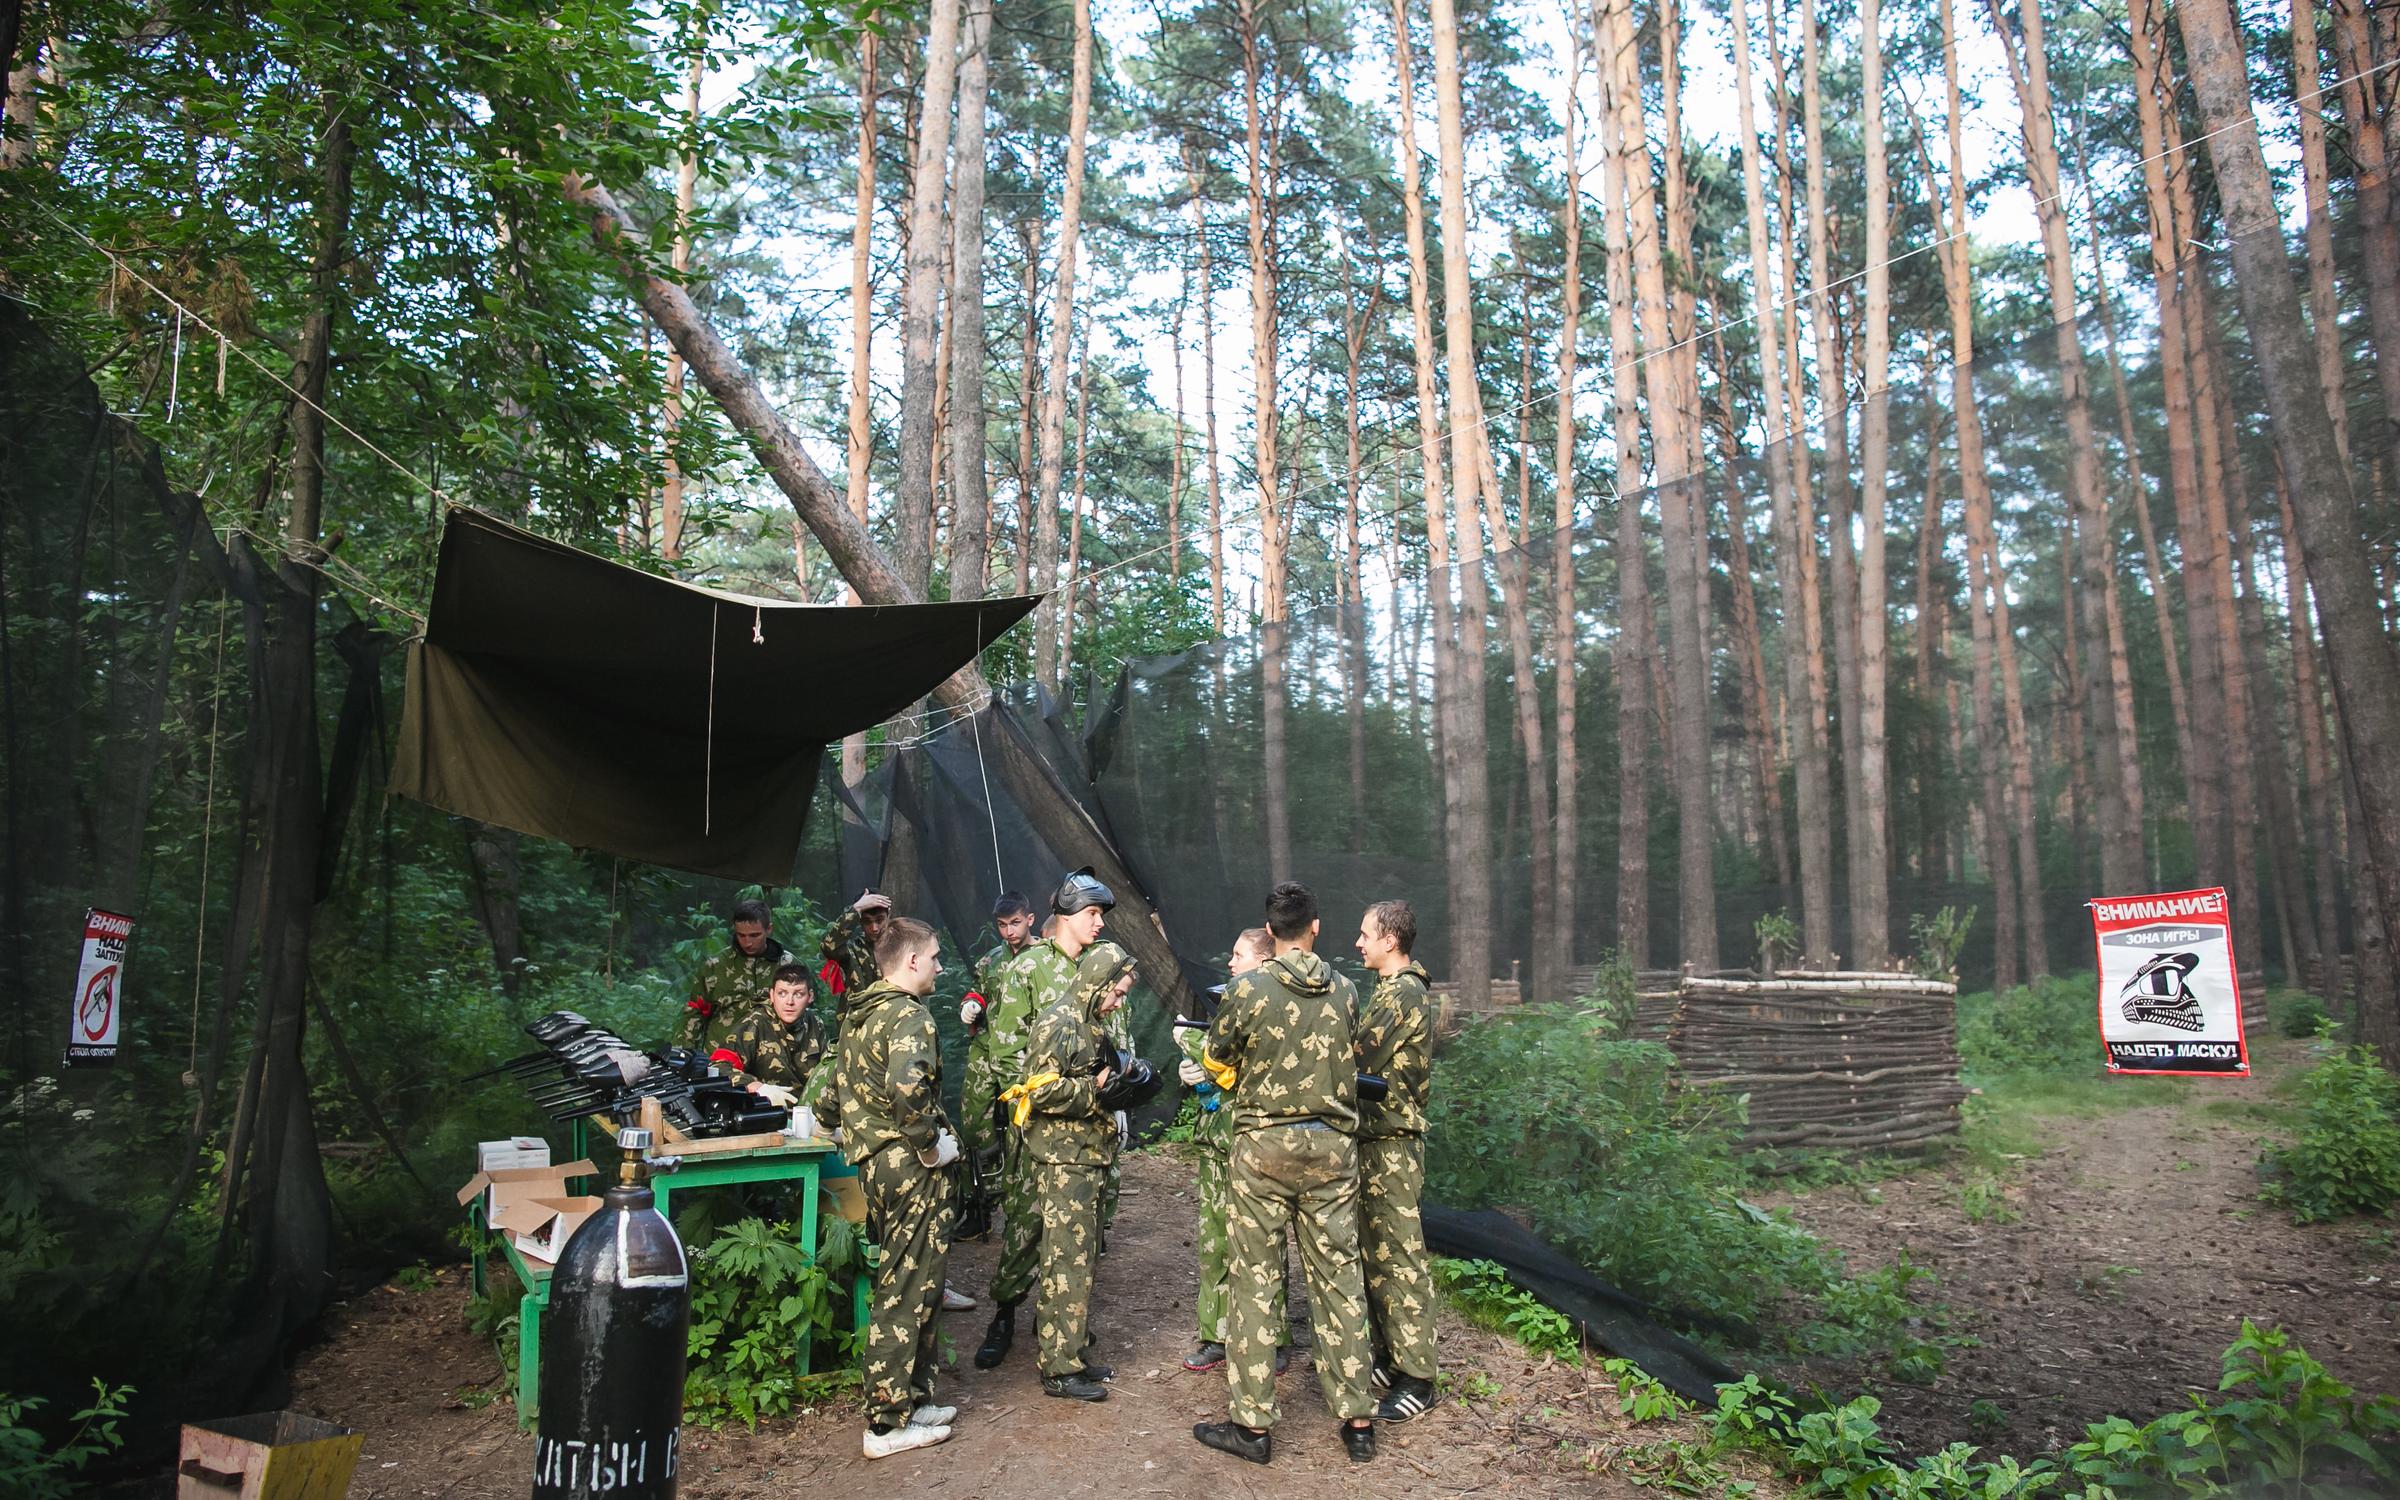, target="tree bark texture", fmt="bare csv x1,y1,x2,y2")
1033,0,1092,692
894,0,961,596
946,0,993,601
